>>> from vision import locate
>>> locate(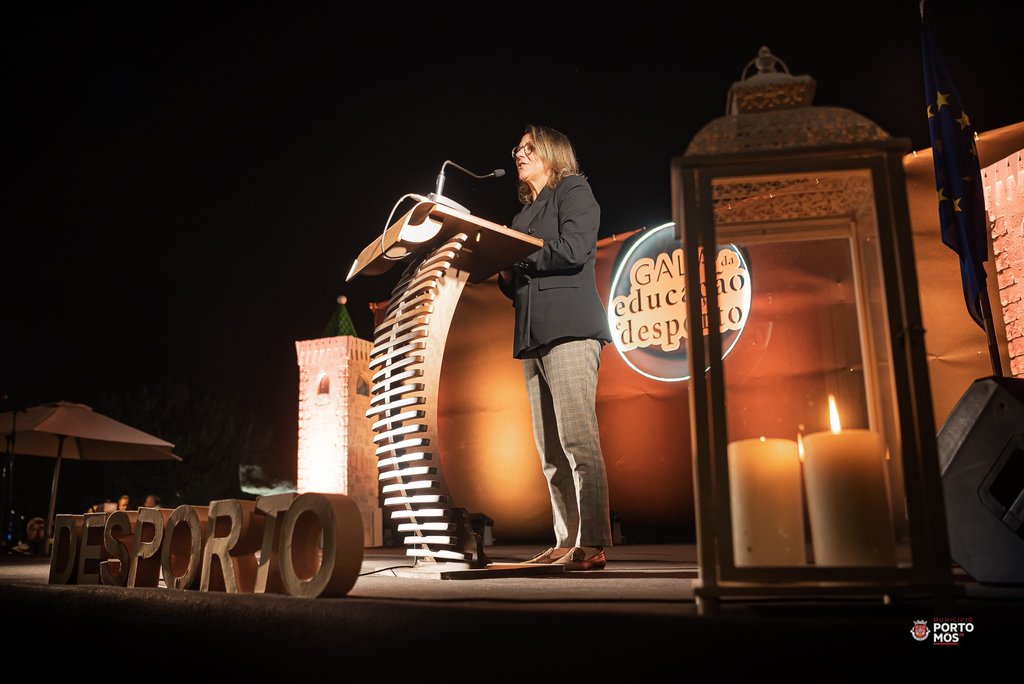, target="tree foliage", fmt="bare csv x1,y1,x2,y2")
83,380,273,507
